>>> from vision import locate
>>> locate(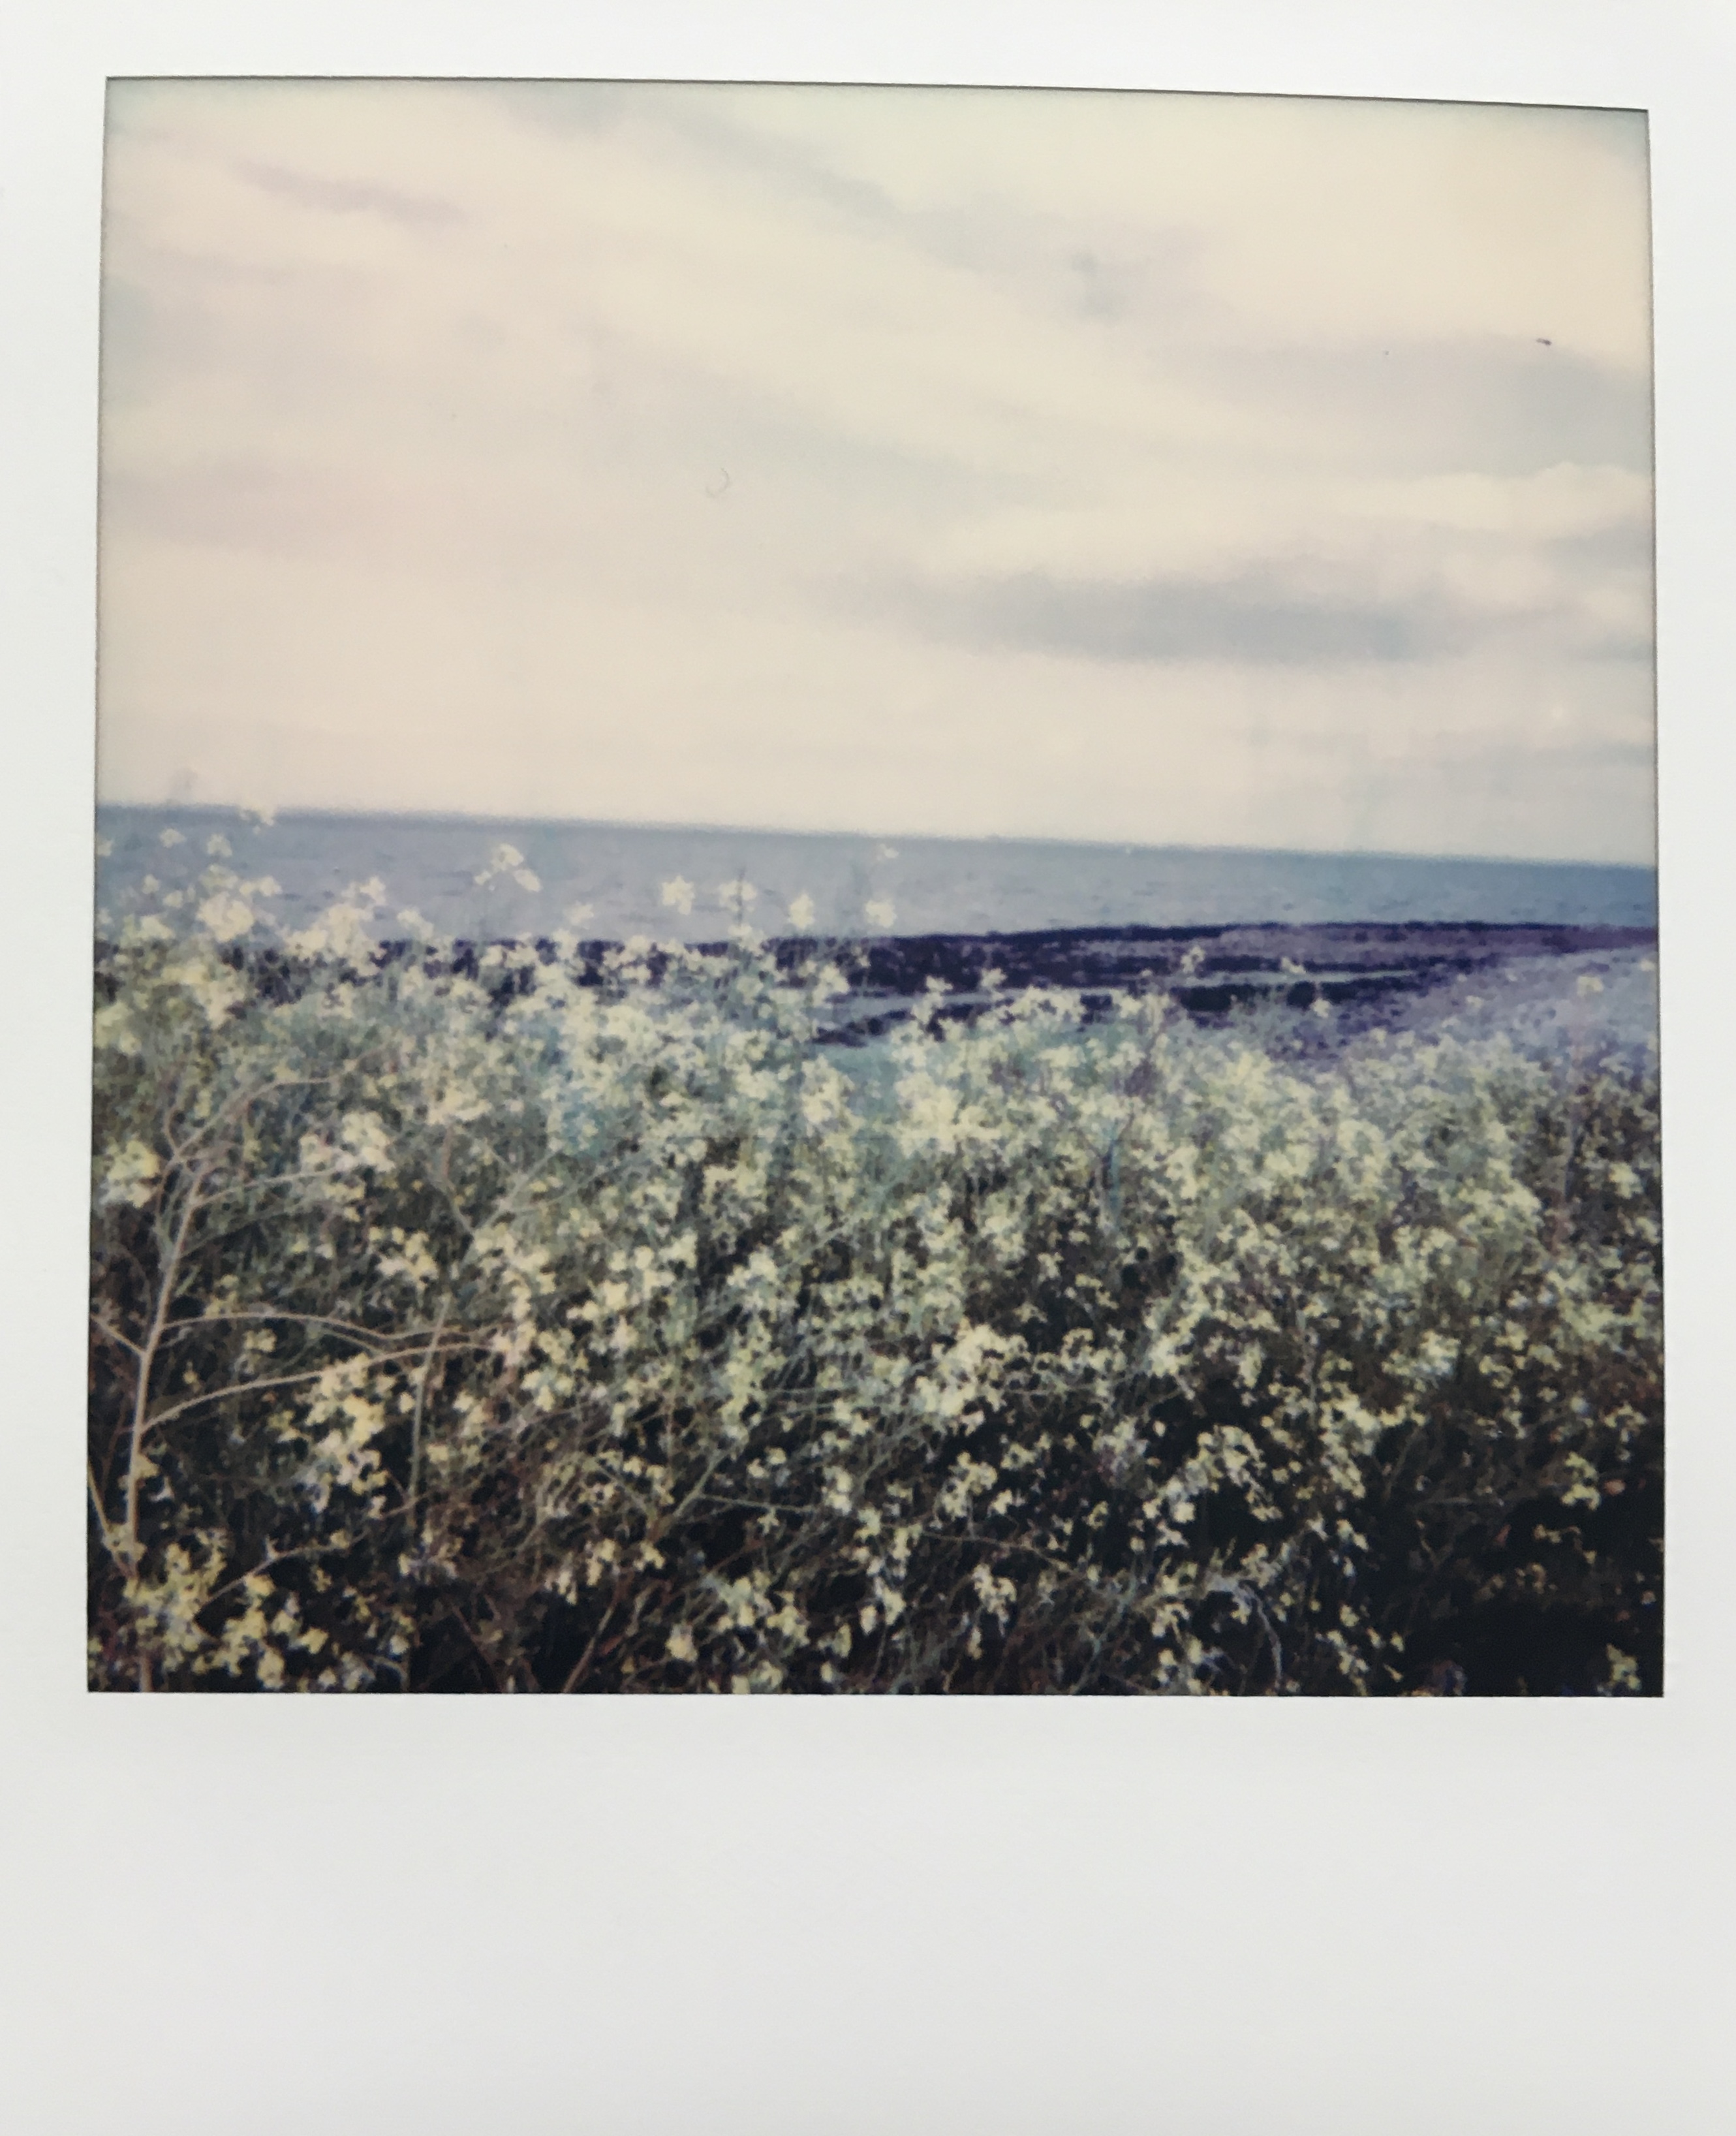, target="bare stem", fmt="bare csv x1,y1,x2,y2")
124,1163,208,1571
407,1301,450,1518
